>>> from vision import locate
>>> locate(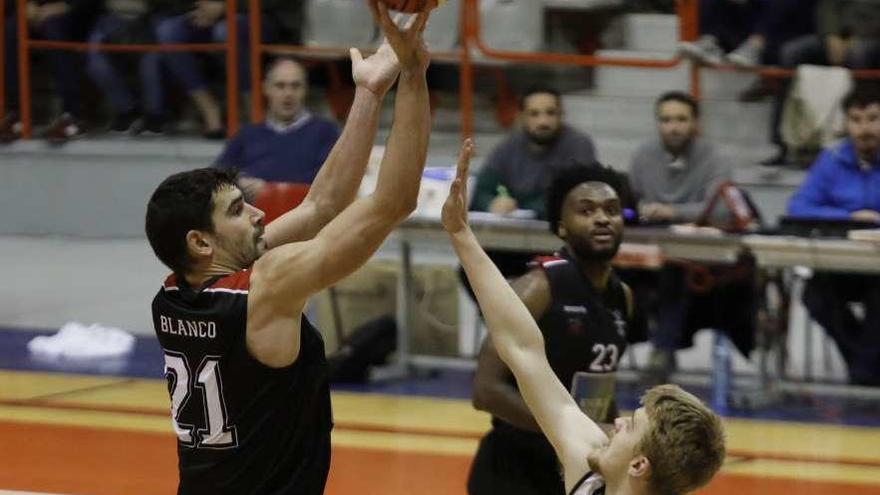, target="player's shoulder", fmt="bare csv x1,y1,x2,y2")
510,266,551,308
